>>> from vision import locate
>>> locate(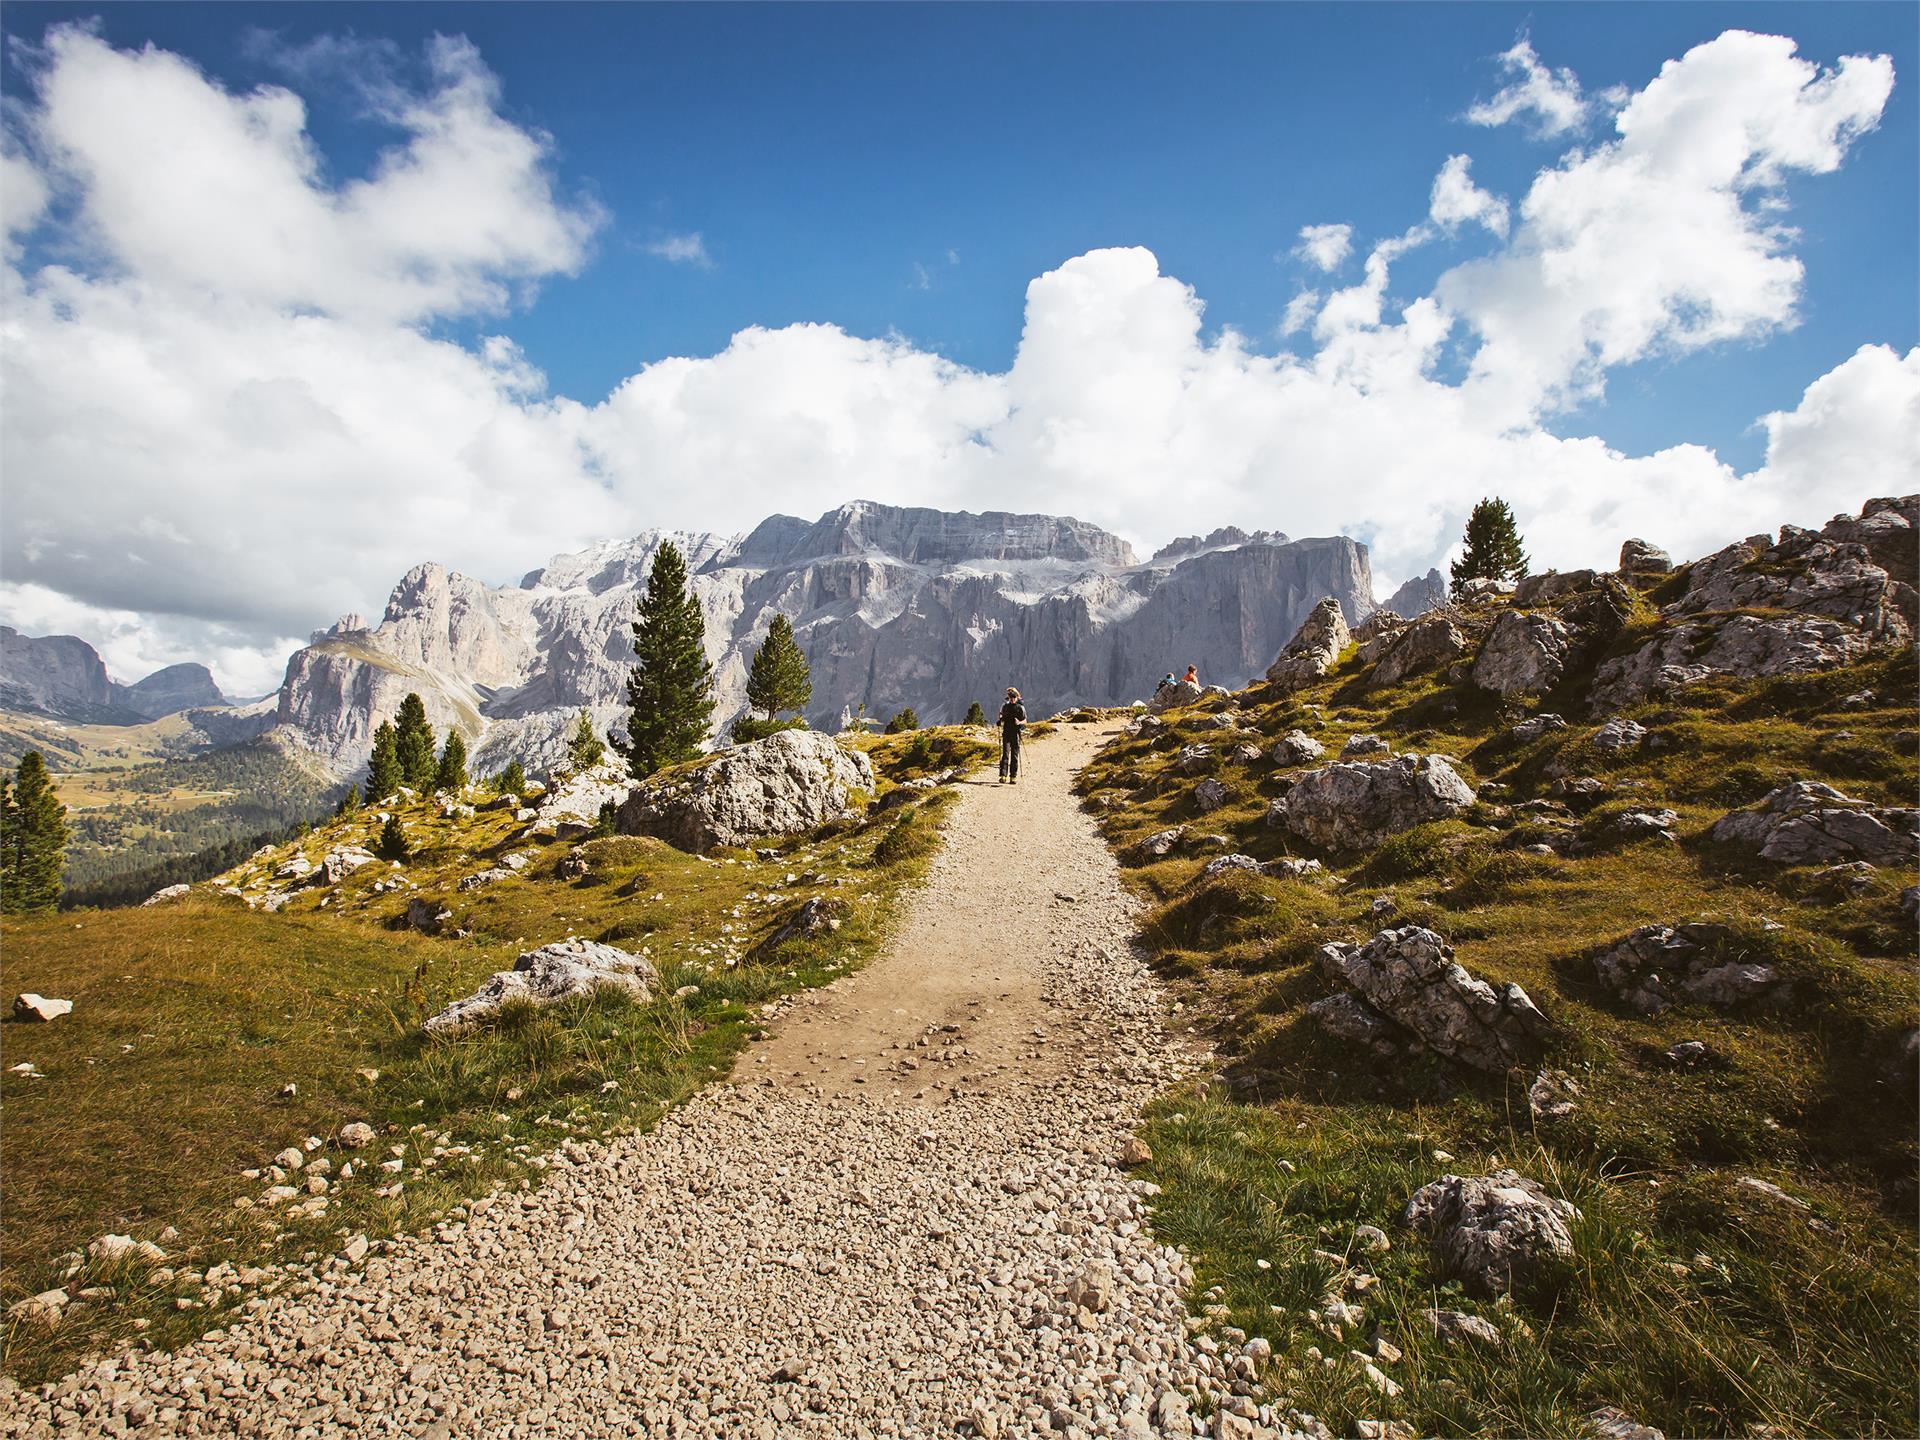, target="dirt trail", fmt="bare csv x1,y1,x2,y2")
3,720,1210,1440
740,720,1126,1098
